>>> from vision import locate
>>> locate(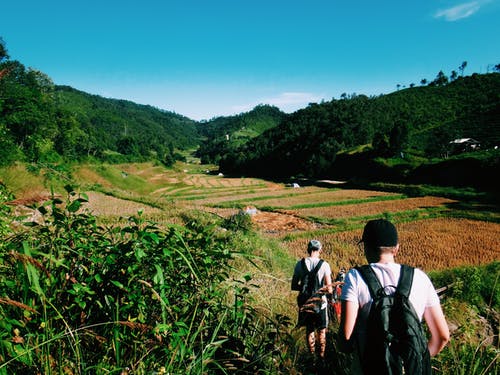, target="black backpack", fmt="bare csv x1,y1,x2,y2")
297,258,324,308
355,264,431,375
